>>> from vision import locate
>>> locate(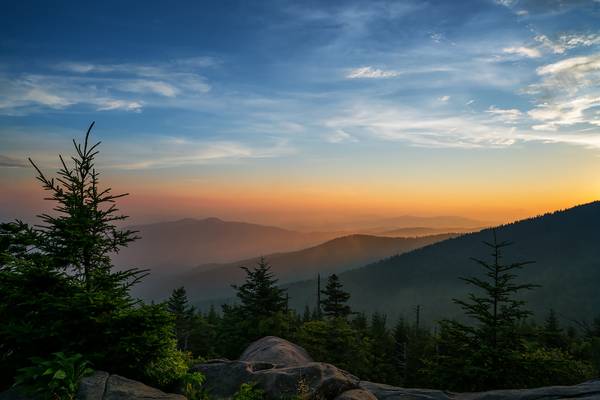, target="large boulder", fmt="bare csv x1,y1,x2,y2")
334,389,378,400
0,372,184,400
77,371,185,400
239,336,313,367
193,359,359,399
